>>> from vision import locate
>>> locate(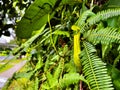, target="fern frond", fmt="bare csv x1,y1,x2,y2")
46,72,58,88
87,8,120,25
86,27,120,44
53,58,64,79
59,73,89,88
76,10,95,33
81,41,113,90
76,10,95,26
53,30,70,37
